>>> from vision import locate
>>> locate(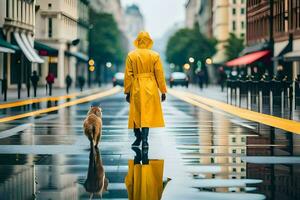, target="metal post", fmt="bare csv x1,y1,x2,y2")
237,87,240,107
270,90,273,115
292,81,296,120
259,90,263,113
247,90,251,110
281,90,284,117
